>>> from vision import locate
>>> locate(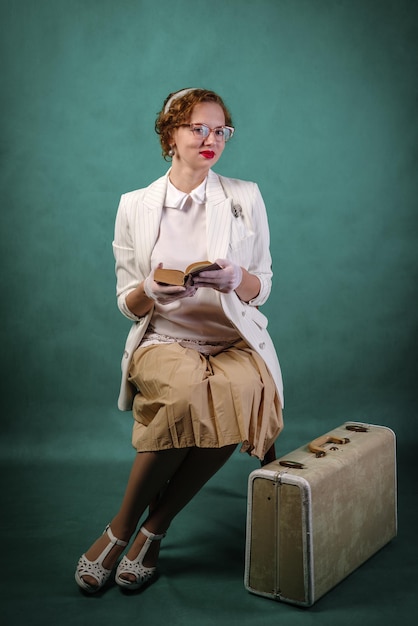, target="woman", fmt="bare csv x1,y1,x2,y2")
75,88,284,594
